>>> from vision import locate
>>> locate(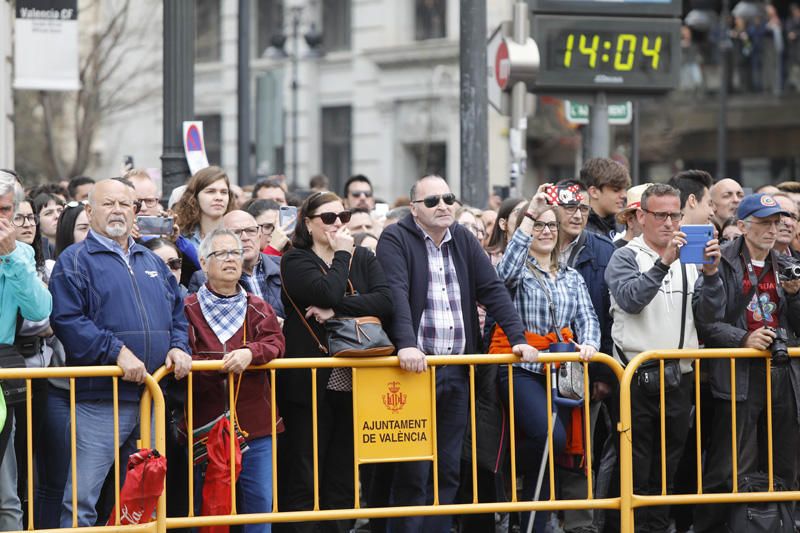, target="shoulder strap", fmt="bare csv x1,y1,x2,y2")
678,263,688,349
526,260,564,343
279,269,329,354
